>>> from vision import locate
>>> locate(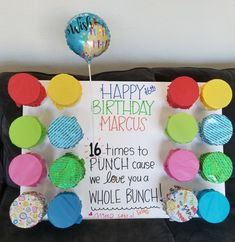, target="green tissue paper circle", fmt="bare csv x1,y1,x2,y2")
49,153,85,189
200,152,233,183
